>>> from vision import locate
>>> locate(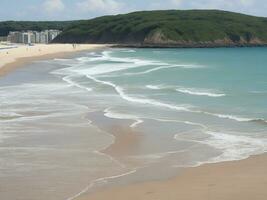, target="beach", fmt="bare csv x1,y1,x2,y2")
0,47,267,200
82,154,267,200
0,43,106,76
